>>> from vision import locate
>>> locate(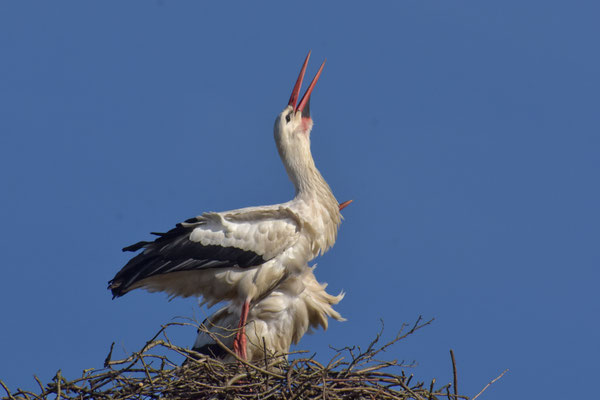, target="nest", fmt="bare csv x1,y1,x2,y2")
1,317,505,400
